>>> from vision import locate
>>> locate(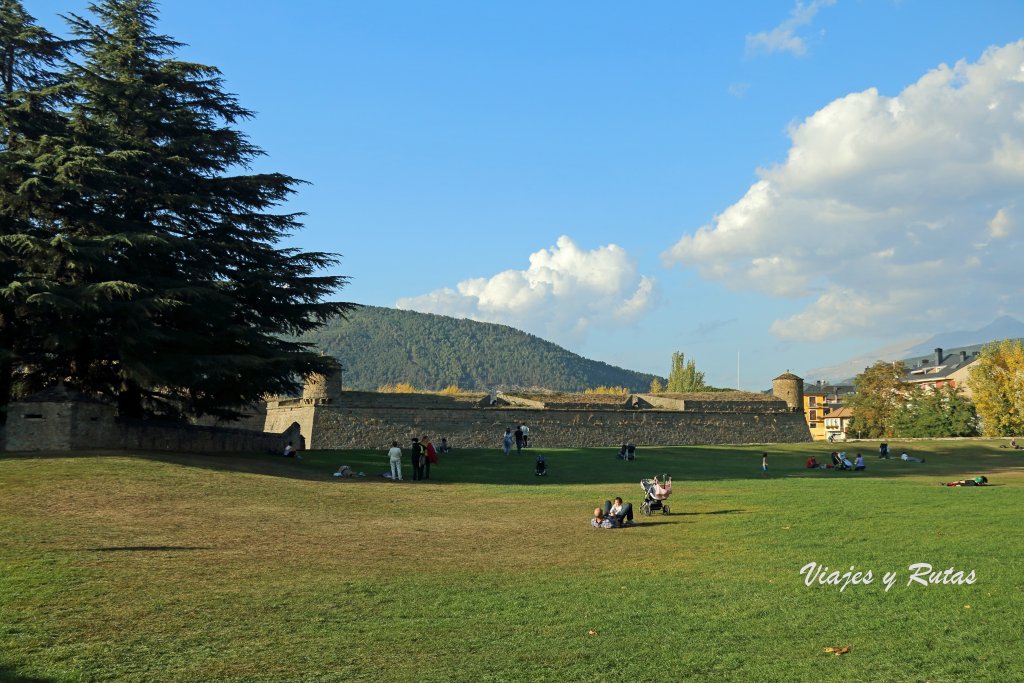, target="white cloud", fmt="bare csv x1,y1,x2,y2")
397,236,658,347
746,0,836,57
663,41,1024,341
728,82,751,98
989,208,1014,239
